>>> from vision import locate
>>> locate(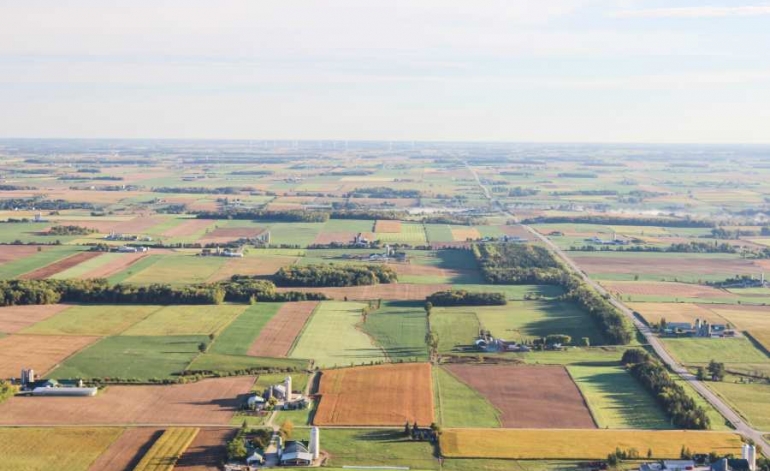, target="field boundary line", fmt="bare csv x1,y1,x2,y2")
285,301,320,358
438,365,502,427
565,366,600,429
43,334,103,377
